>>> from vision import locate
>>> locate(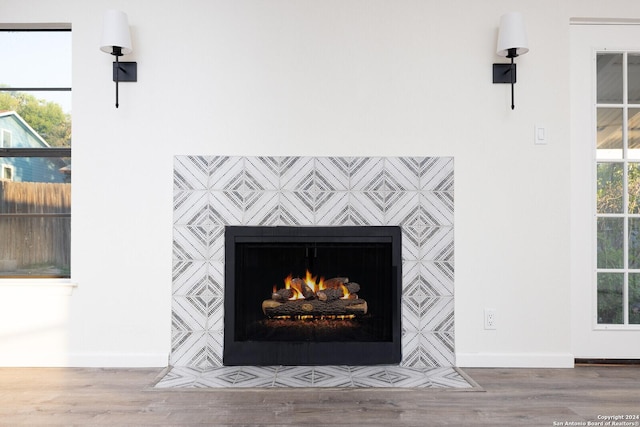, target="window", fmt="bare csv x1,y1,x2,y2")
0,27,71,278
596,51,640,325
1,129,11,147
1,164,14,181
